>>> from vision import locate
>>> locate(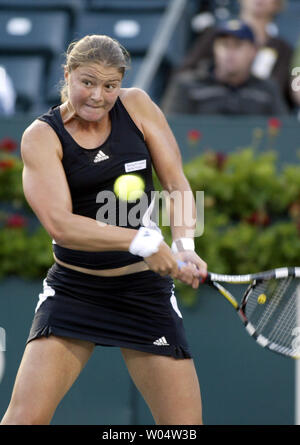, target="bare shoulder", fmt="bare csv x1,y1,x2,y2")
22,119,59,146
119,88,165,138
120,87,160,116
21,119,62,164
120,87,150,104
